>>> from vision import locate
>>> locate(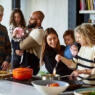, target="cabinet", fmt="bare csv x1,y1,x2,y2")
79,0,95,24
